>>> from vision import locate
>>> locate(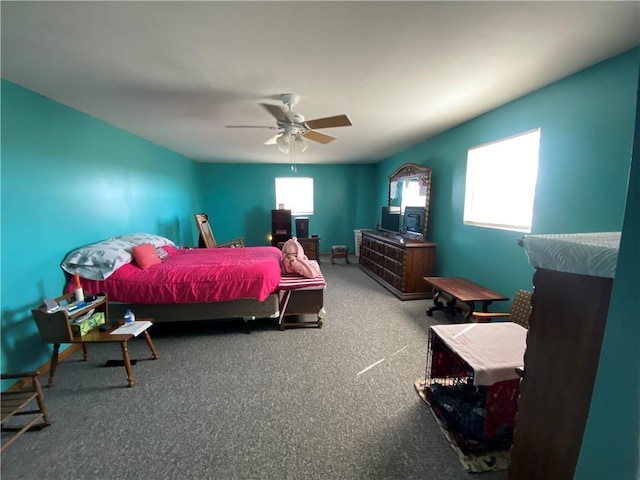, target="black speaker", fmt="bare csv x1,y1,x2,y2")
295,217,309,238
